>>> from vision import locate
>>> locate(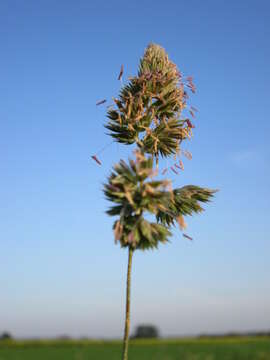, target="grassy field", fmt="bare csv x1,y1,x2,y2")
0,338,270,360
